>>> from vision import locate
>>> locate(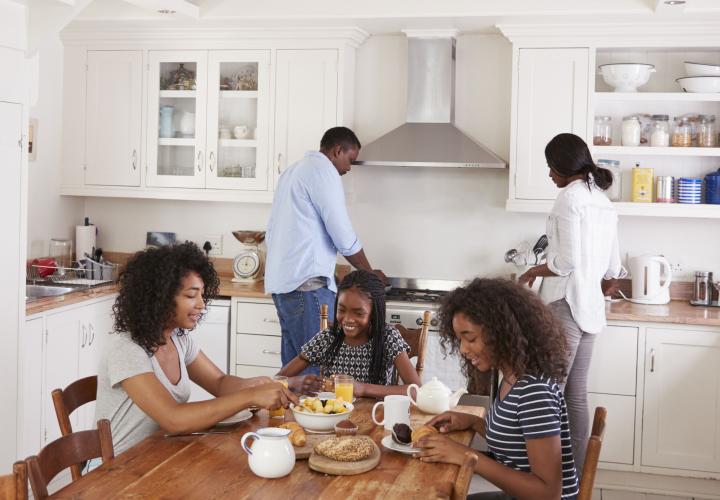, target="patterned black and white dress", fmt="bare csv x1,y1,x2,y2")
299,324,410,385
